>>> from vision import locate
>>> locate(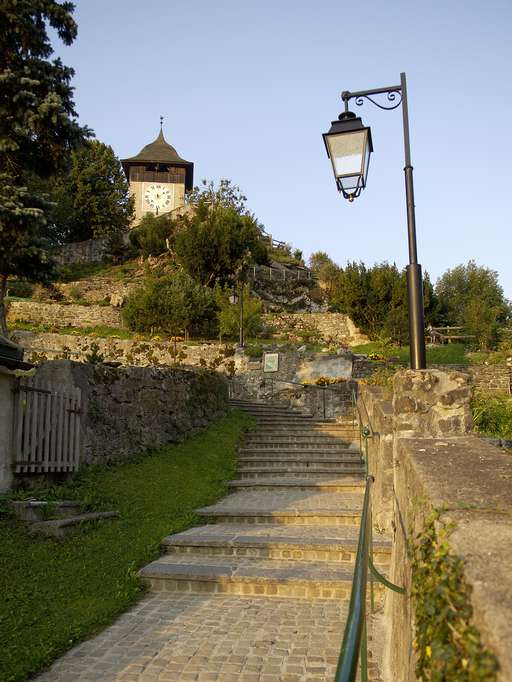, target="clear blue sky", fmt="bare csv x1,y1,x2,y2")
55,0,511,298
